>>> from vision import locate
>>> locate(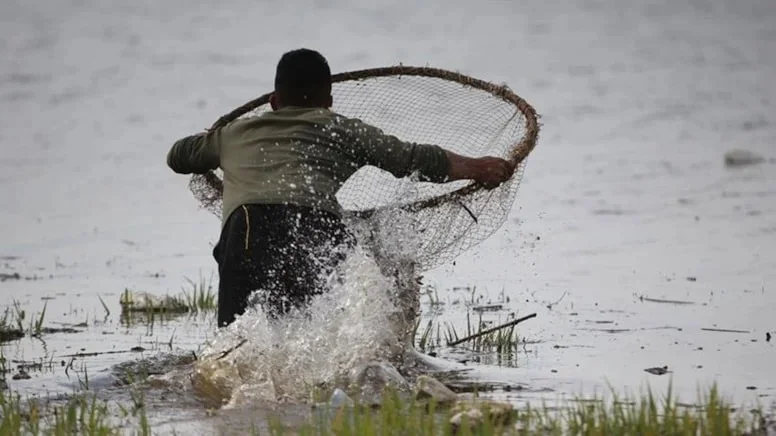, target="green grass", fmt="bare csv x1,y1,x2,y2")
0,308,23,343
0,301,49,343
119,273,217,324
259,384,766,436
182,273,217,312
0,366,155,436
0,390,143,436
1,372,769,435
416,310,524,356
